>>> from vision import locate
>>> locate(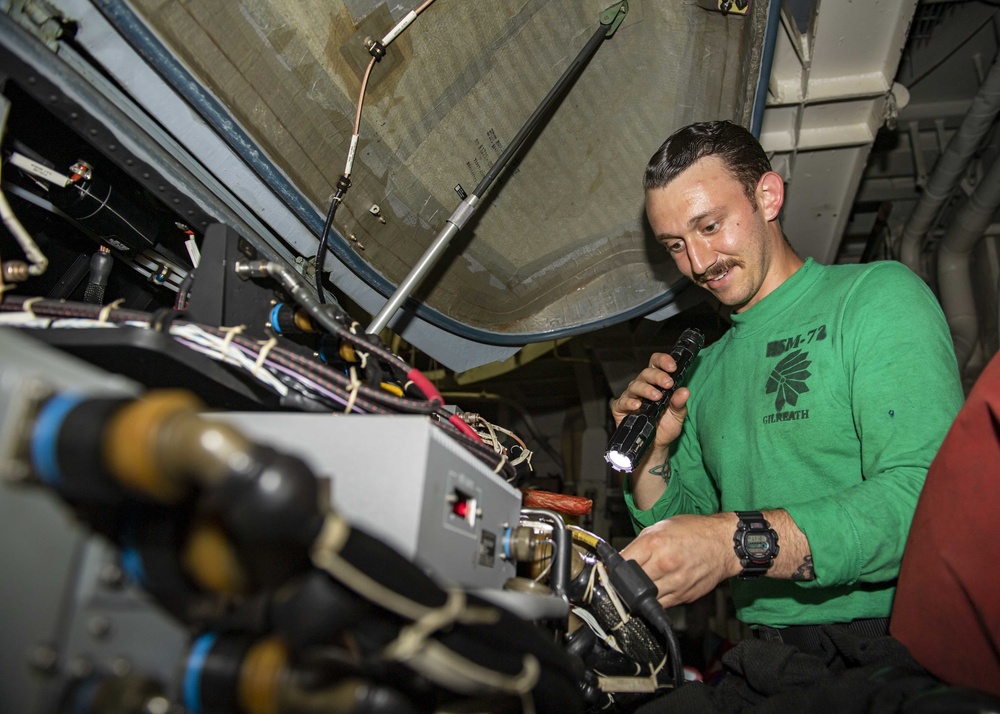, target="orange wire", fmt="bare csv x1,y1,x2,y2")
353,56,378,137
